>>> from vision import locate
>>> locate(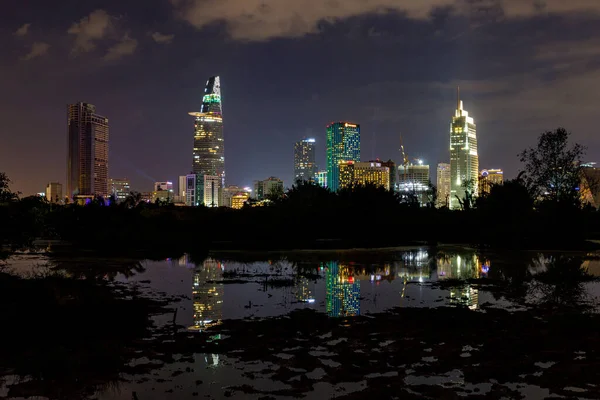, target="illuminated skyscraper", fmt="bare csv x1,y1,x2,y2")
398,160,430,205
294,138,317,183
45,182,63,204
326,122,360,192
437,163,451,208
67,102,109,198
478,169,504,196
189,76,225,202
338,161,390,190
450,89,478,209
